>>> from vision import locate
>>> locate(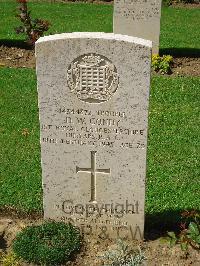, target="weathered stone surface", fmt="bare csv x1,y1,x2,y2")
36,32,152,240
114,0,162,54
